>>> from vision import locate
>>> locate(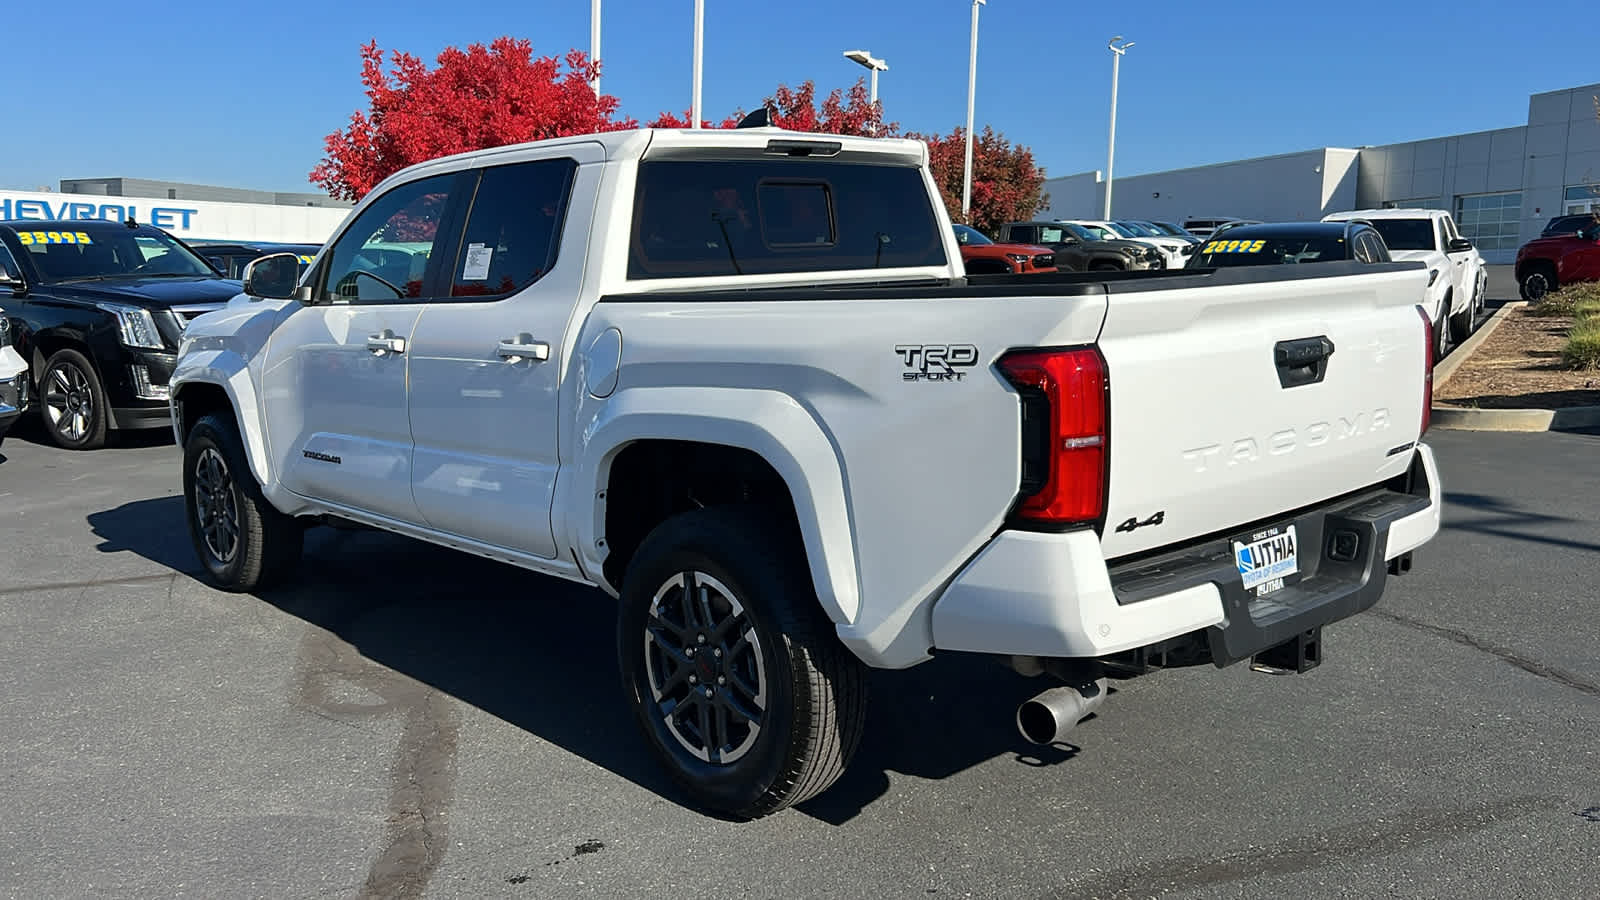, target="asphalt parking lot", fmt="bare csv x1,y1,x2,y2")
4,424,1598,900
3,266,1596,900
